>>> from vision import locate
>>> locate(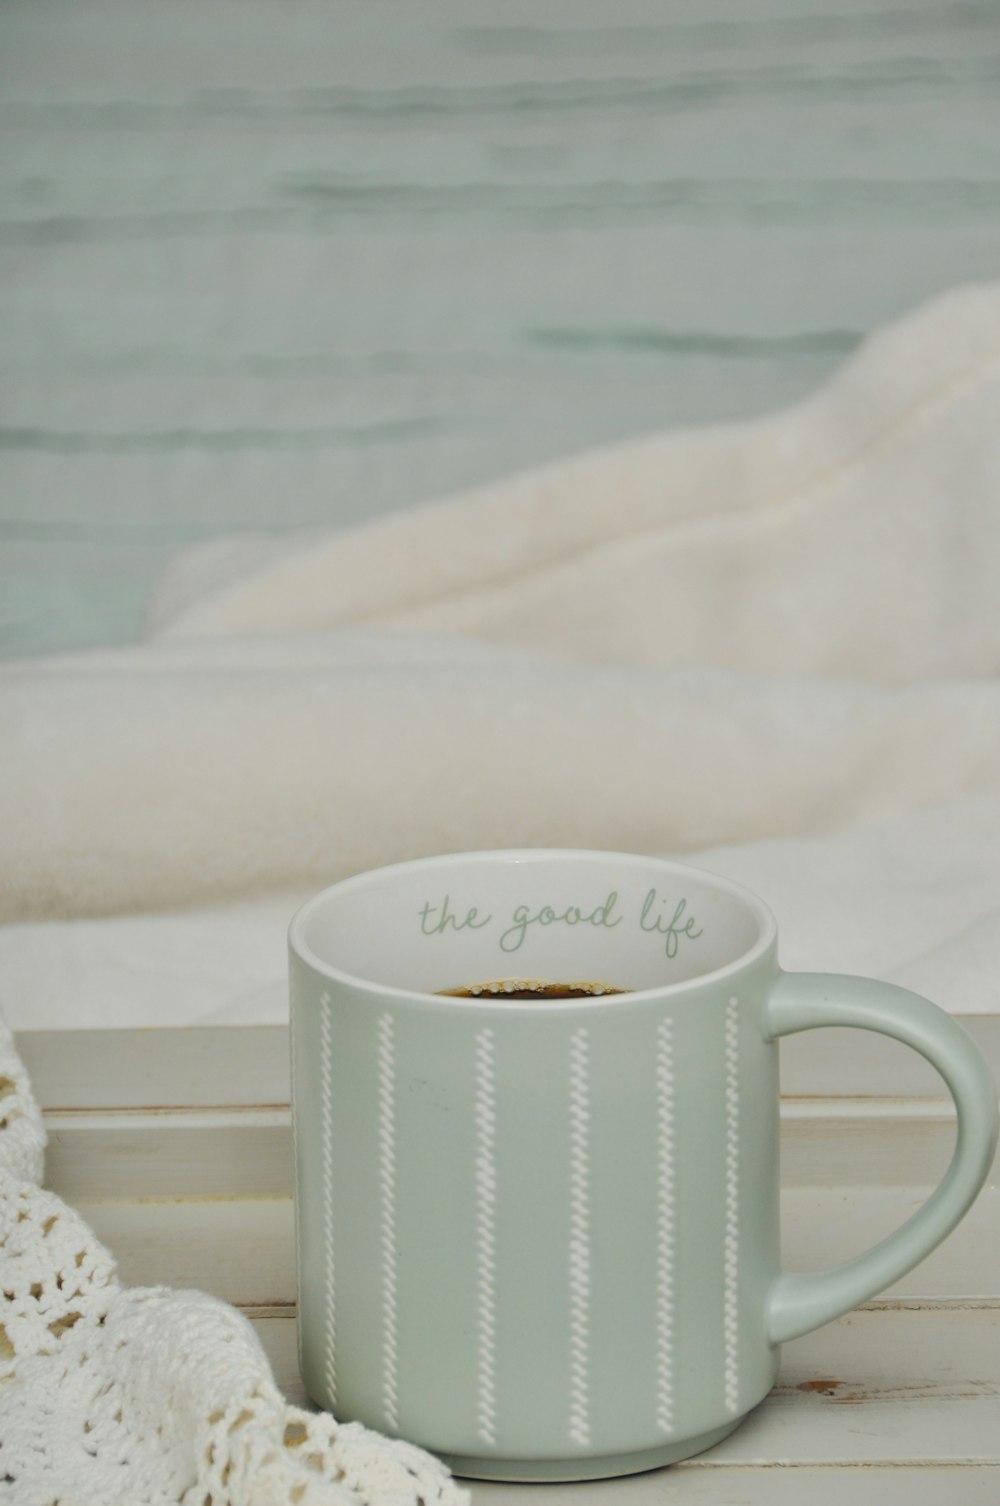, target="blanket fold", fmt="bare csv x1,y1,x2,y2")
146,281,1000,683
